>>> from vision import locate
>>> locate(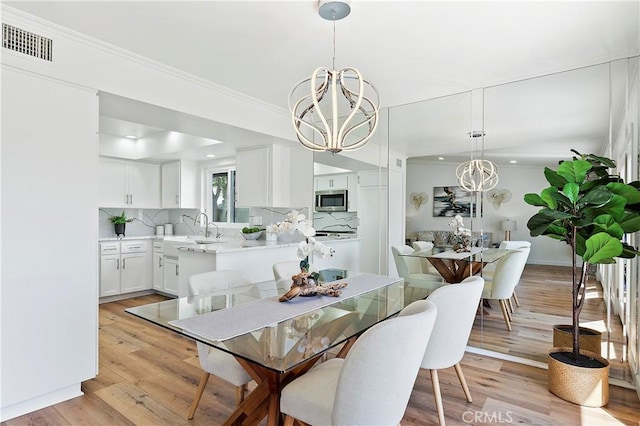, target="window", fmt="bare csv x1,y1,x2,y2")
208,169,249,224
